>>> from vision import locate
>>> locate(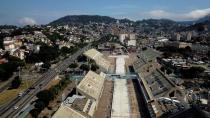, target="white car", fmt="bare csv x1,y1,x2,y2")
13,106,19,110
18,92,23,97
